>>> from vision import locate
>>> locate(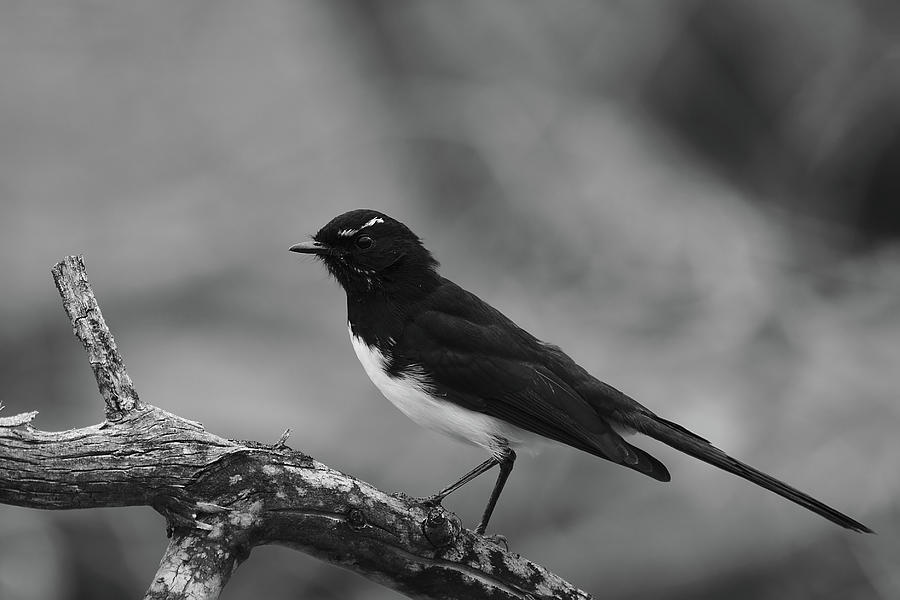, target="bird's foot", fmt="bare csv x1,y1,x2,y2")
474,519,509,550
415,493,446,508
478,531,509,551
